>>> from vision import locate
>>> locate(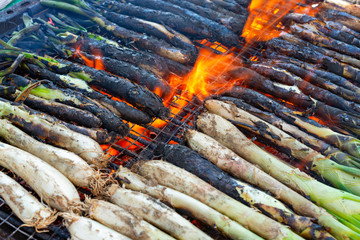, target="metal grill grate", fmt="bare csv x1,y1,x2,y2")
0,0,316,239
